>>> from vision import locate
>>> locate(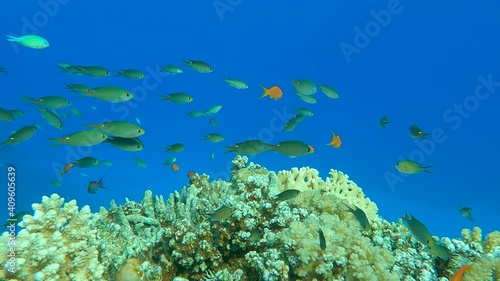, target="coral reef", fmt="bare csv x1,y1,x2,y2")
0,155,499,280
